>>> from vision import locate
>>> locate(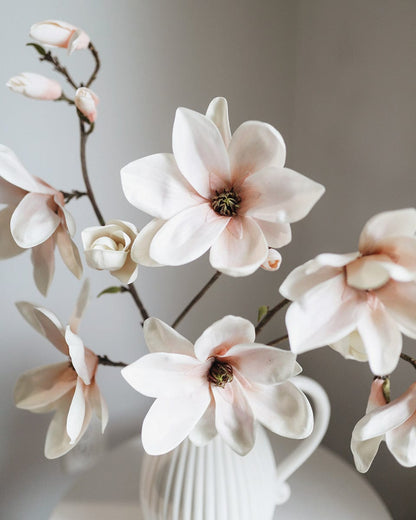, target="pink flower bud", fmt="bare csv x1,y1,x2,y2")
6,72,62,100
261,249,282,271
30,20,90,54
75,87,99,123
